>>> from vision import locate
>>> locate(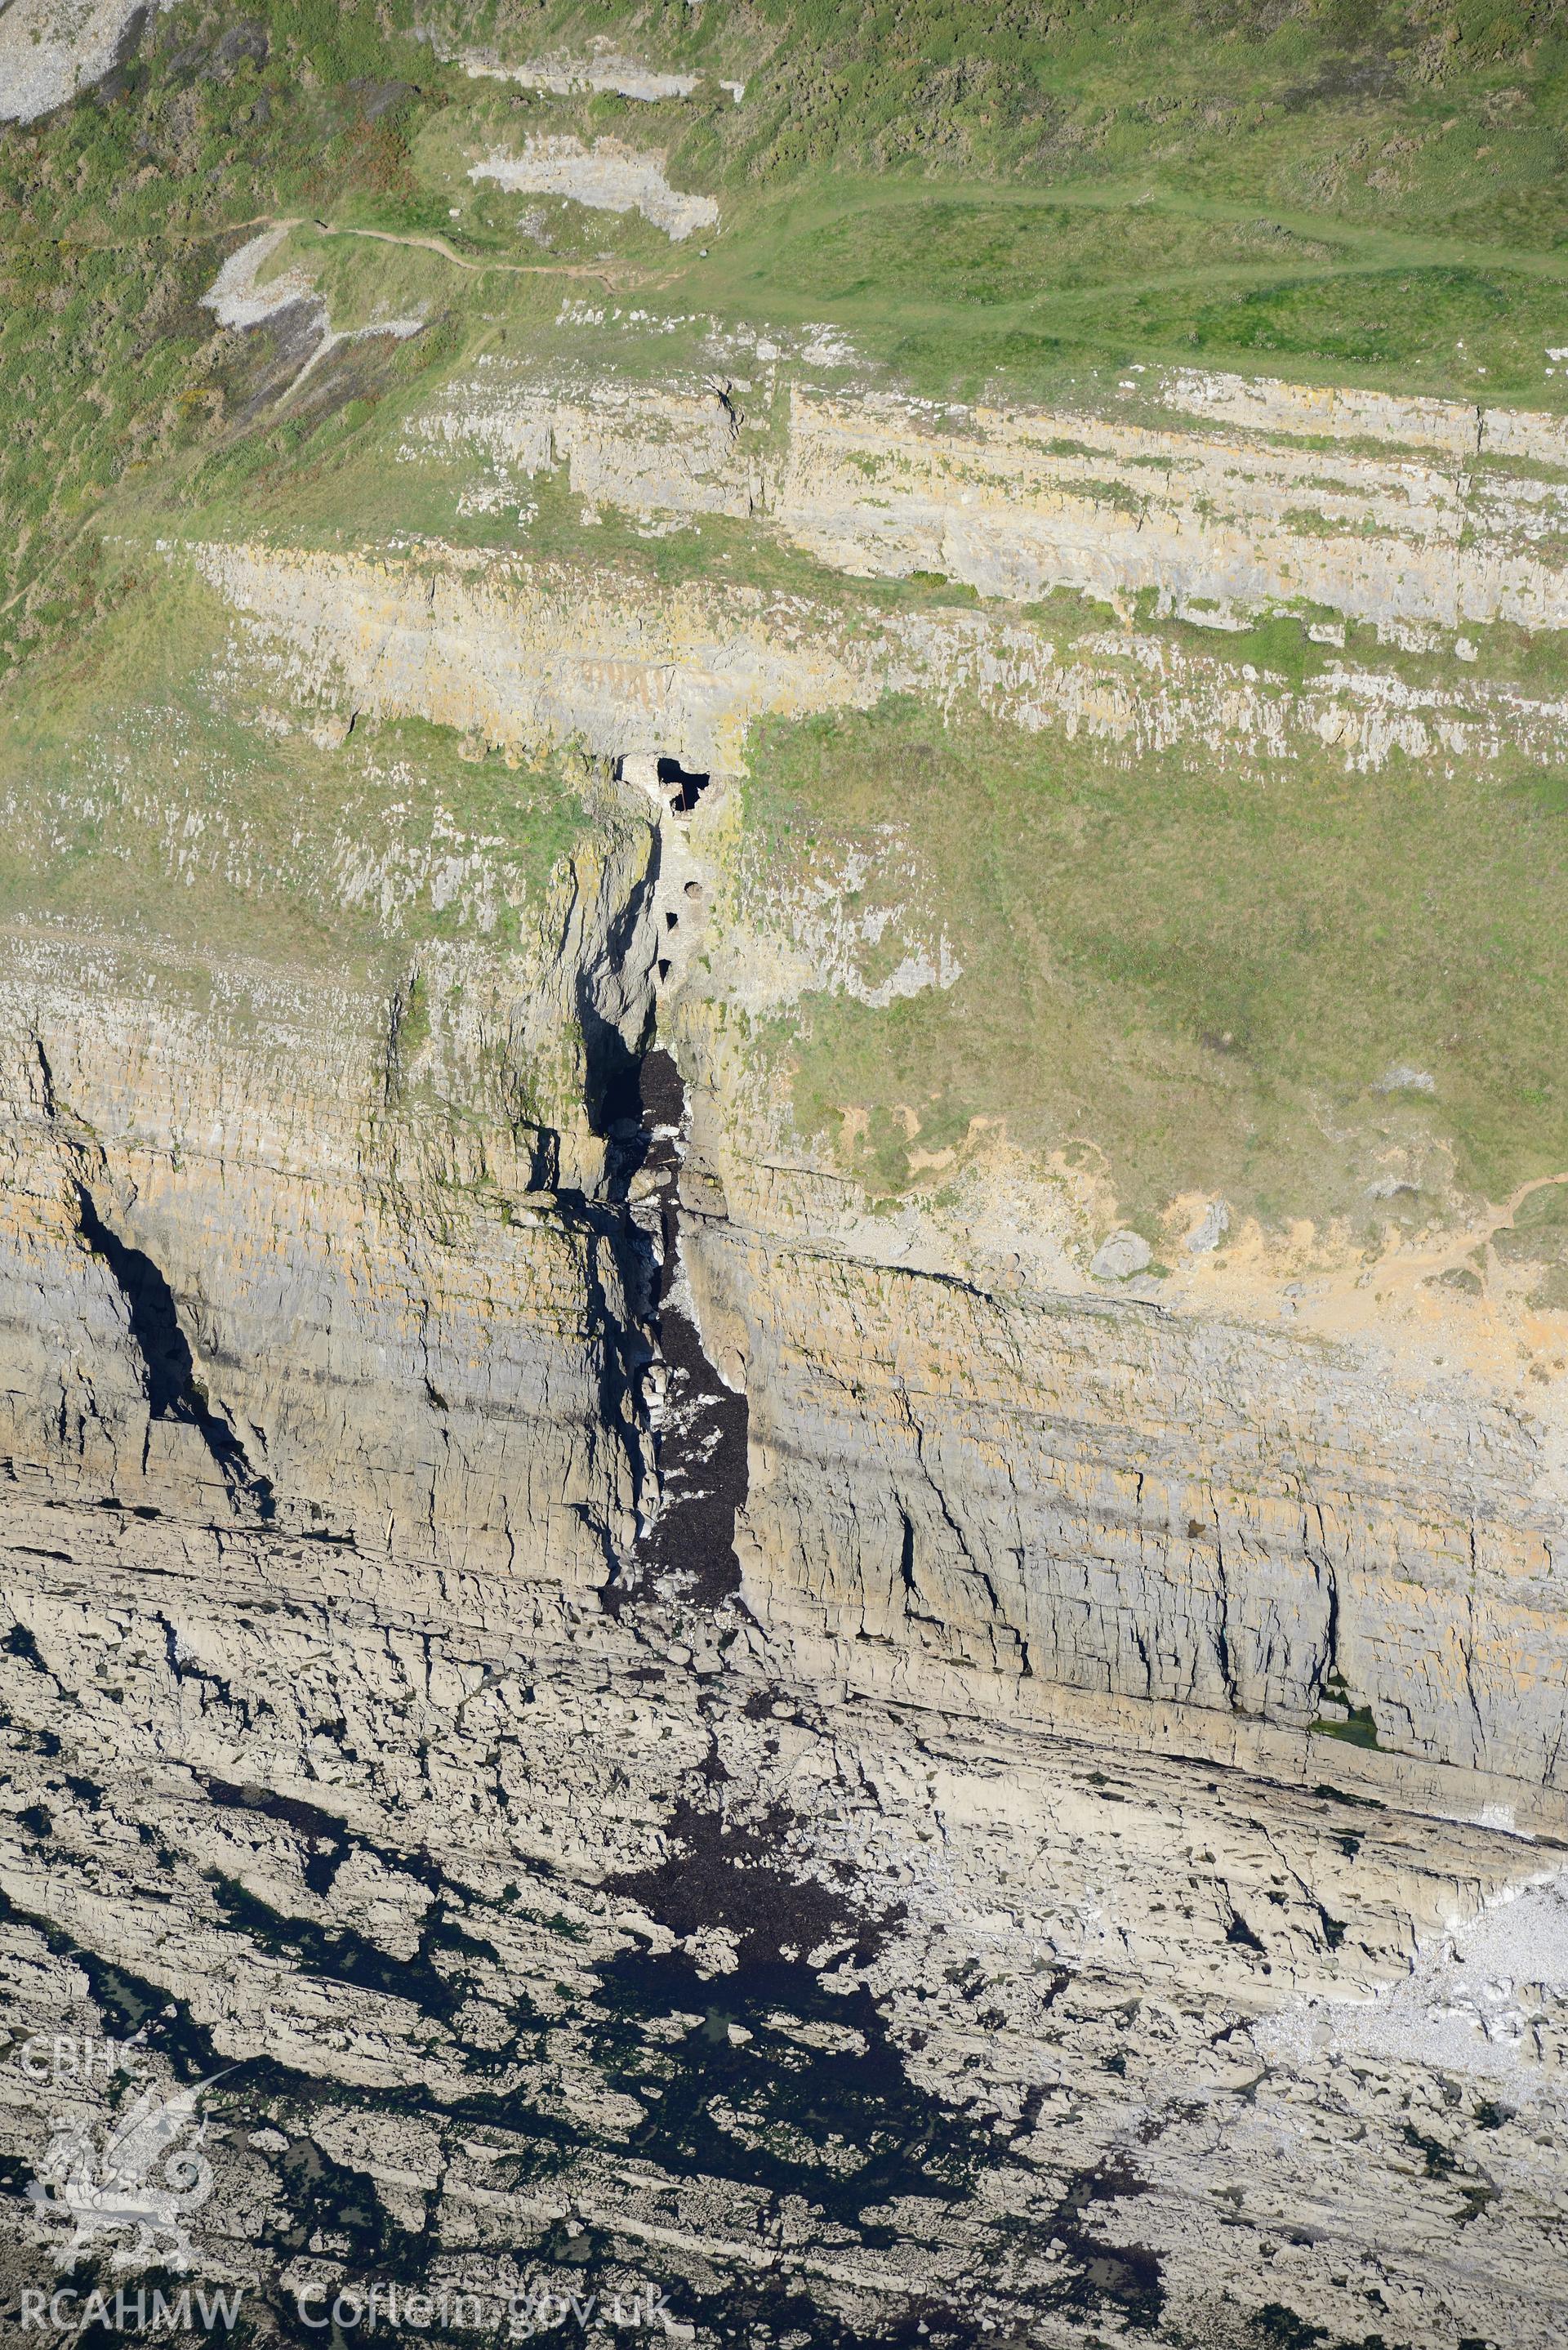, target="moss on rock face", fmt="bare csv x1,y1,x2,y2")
1311,1705,1382,1750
